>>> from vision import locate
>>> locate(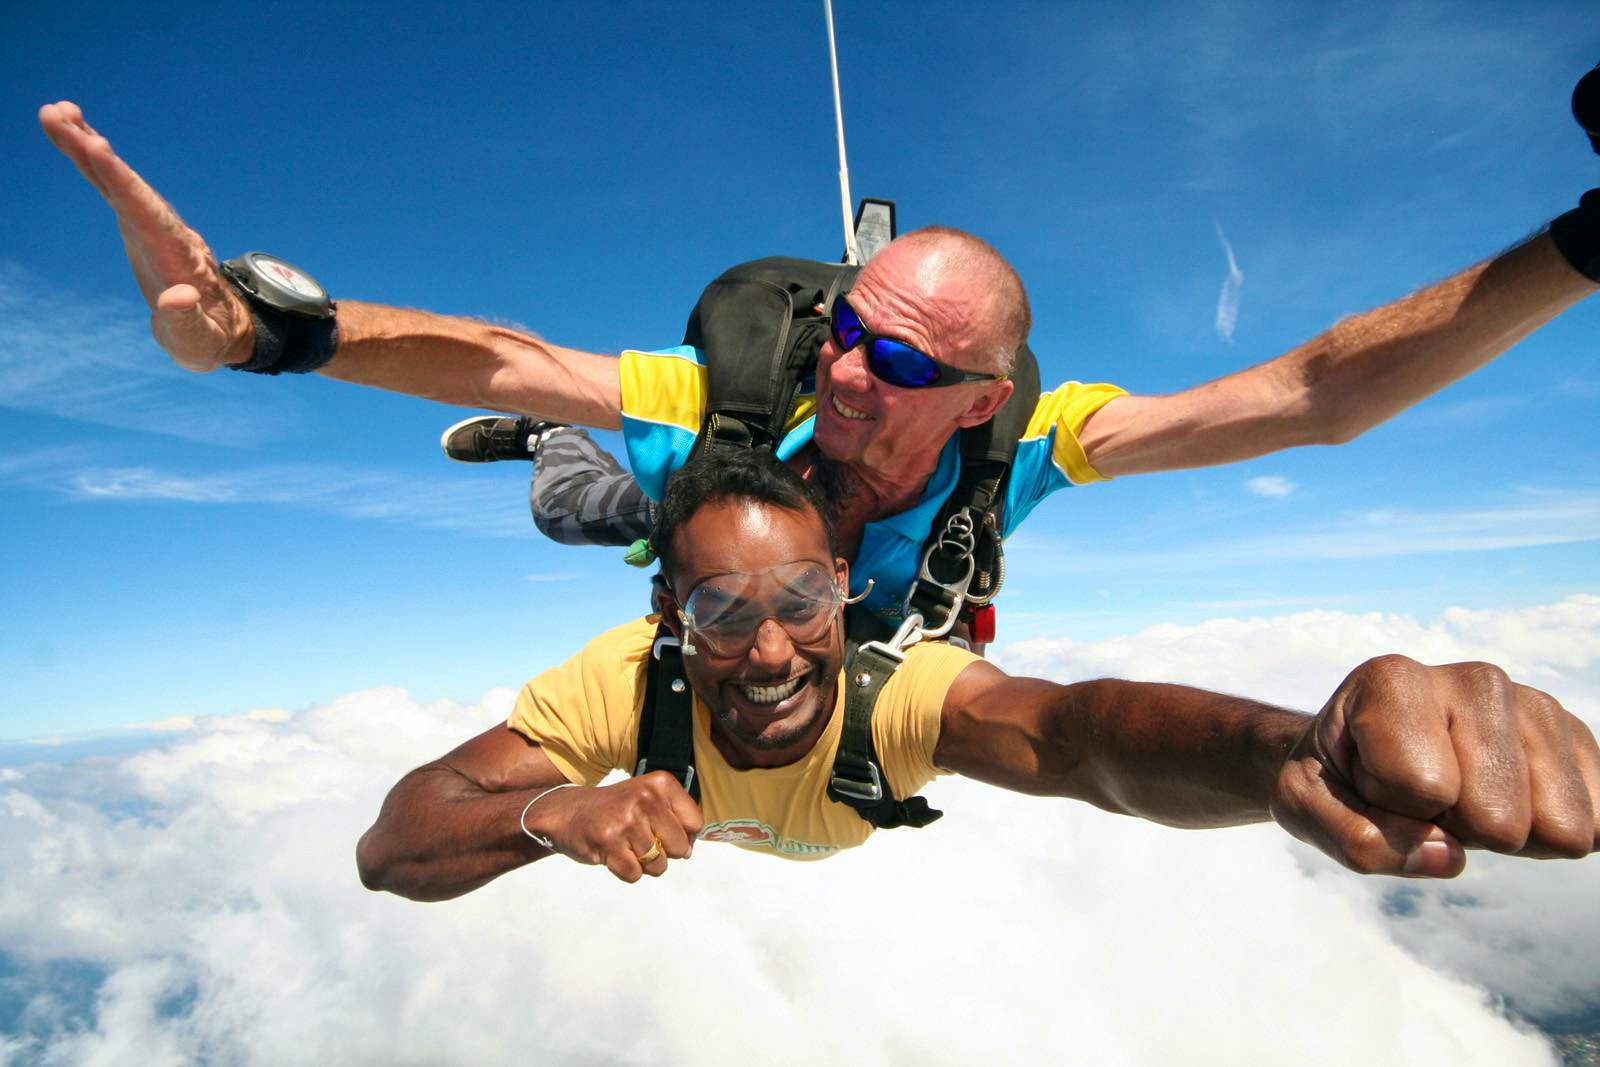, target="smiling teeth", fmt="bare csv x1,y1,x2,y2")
830,394,874,421
740,676,805,704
